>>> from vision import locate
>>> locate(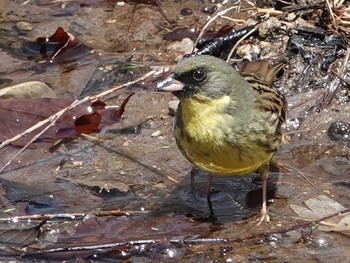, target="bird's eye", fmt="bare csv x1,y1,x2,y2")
192,69,206,82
